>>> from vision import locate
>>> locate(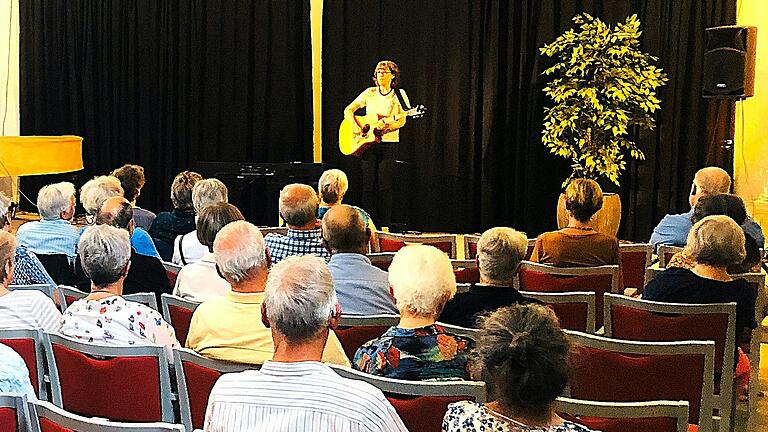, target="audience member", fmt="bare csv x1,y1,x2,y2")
354,245,471,380
0,342,36,399
531,178,619,267
317,169,377,232
172,178,228,265
61,225,179,353
112,164,156,231
74,197,170,300
443,304,594,432
204,255,407,432
0,193,55,287
264,183,329,264
440,227,539,328
186,221,348,365
0,230,61,331
650,166,764,249
150,171,202,260
173,203,243,302
322,204,397,315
